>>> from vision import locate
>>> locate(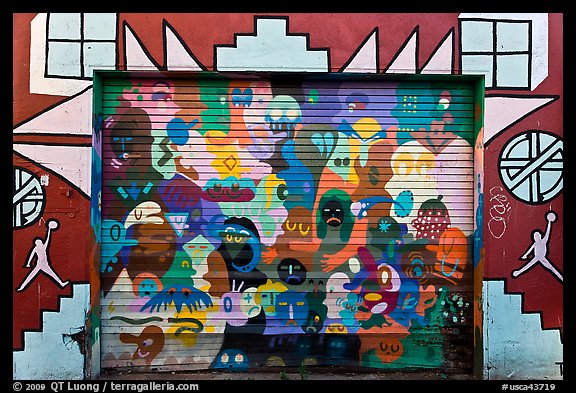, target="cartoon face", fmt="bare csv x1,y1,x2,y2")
255,280,287,317
132,273,163,298
202,177,256,202
275,290,309,328
213,349,249,371
317,190,355,243
240,287,262,319
360,263,402,315
140,284,213,314
183,236,215,266
352,247,401,315
322,199,345,227
280,206,314,246
302,310,324,333
105,108,154,167
326,336,348,360
327,132,352,181
375,337,404,363
119,325,165,366
218,220,261,273
265,95,302,135
277,258,308,286
325,272,351,319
